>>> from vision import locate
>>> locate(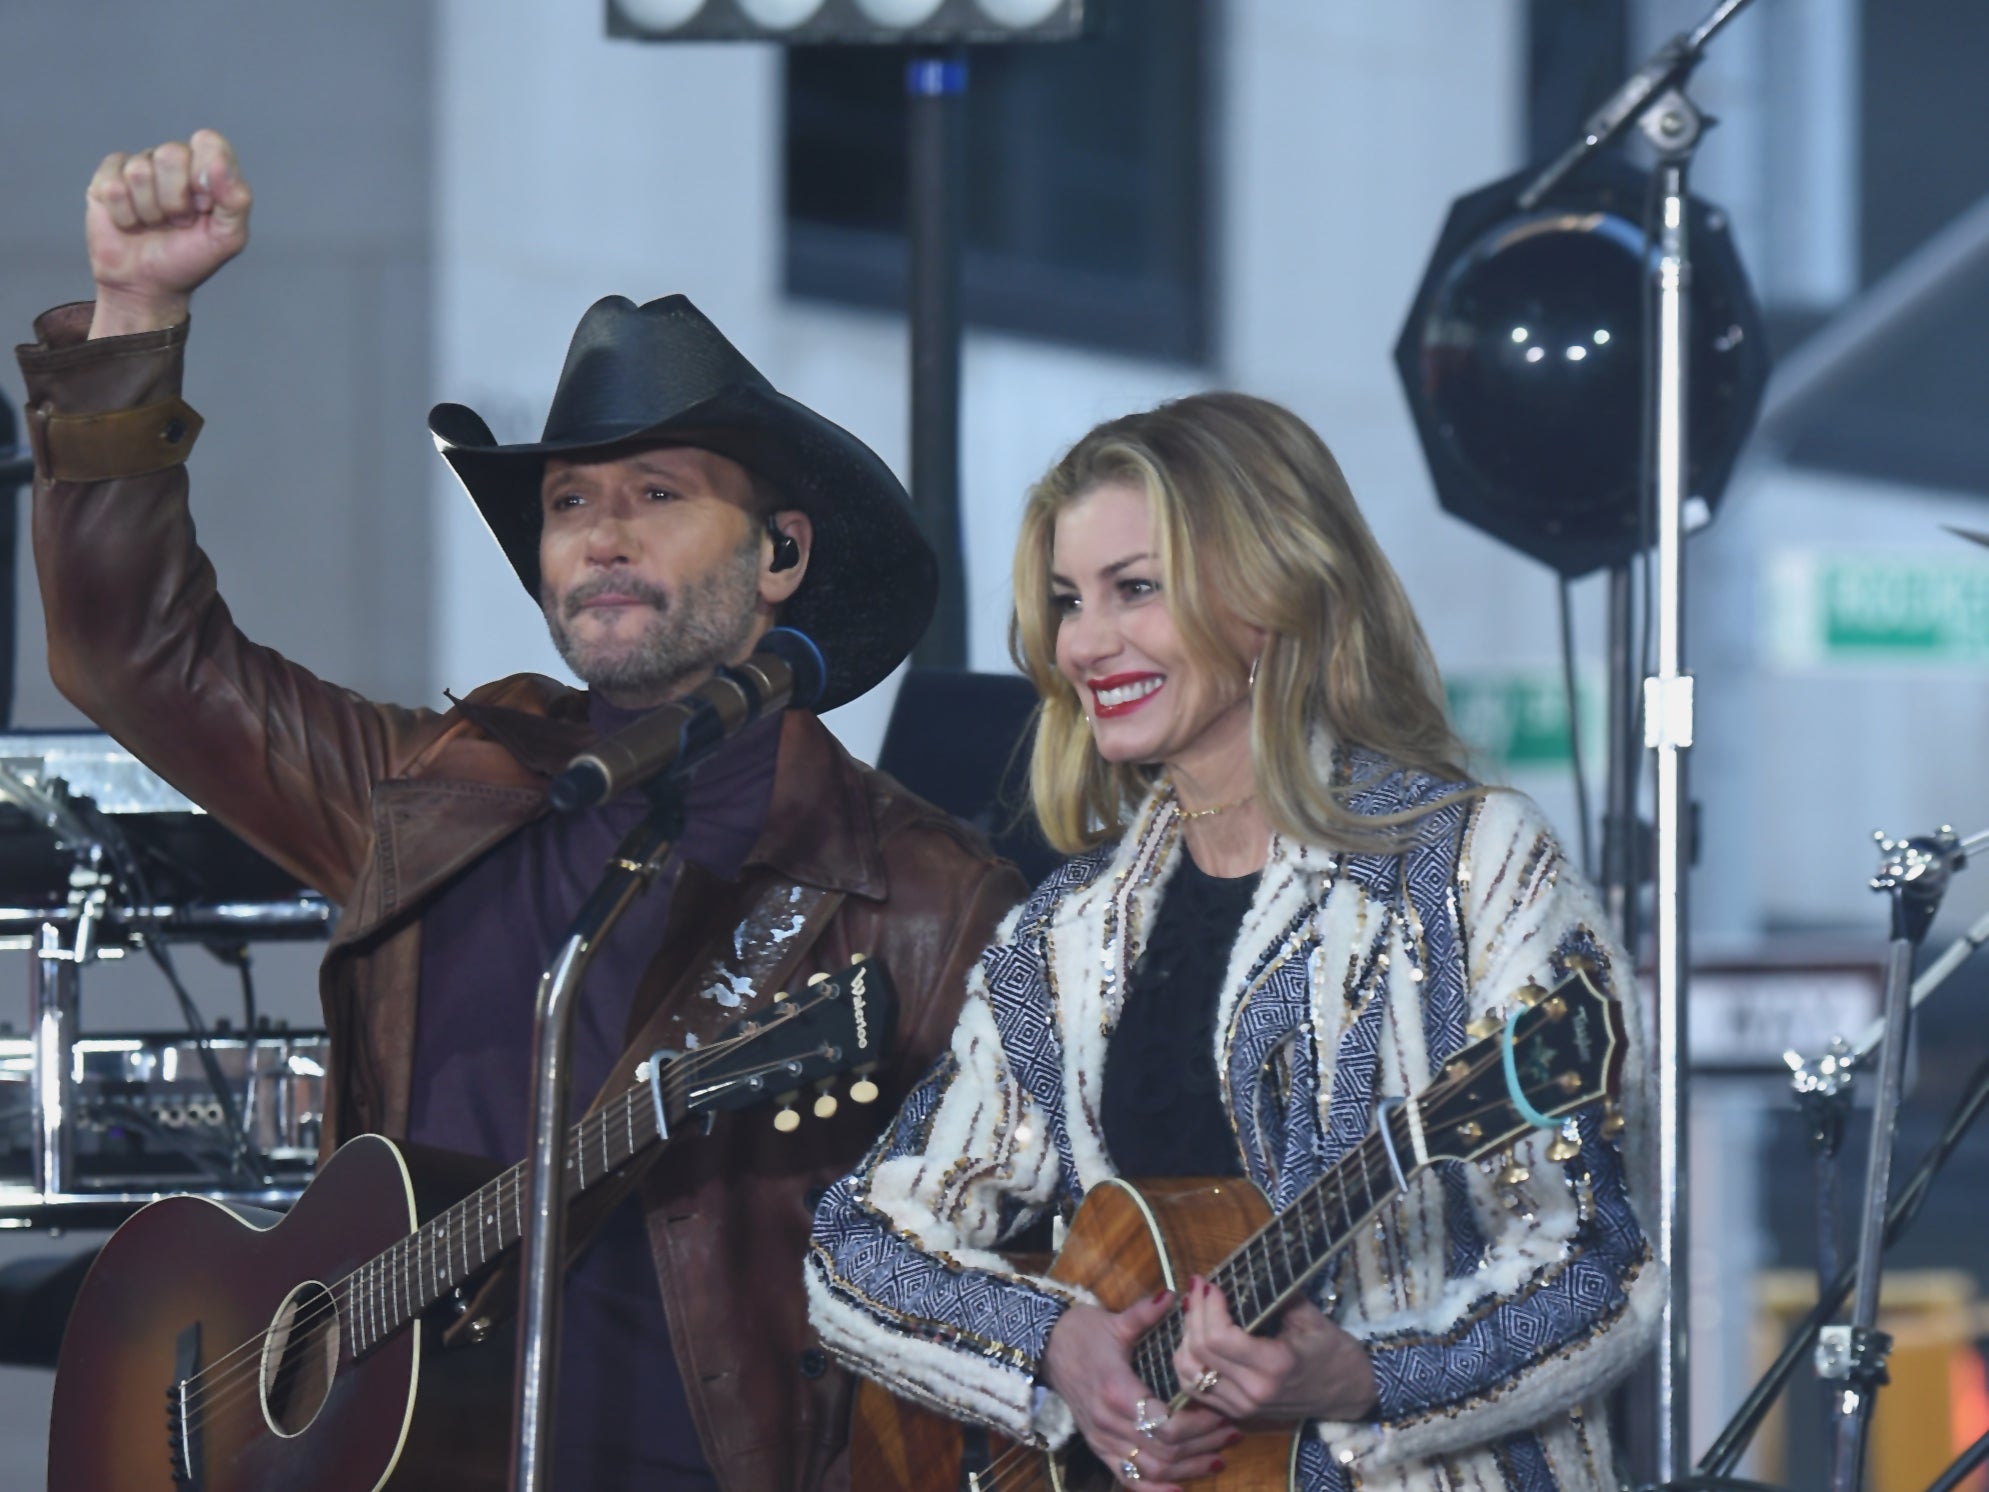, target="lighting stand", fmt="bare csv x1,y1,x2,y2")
1821,828,1960,1492
509,777,685,1492
907,48,969,669
1515,4,1759,1475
